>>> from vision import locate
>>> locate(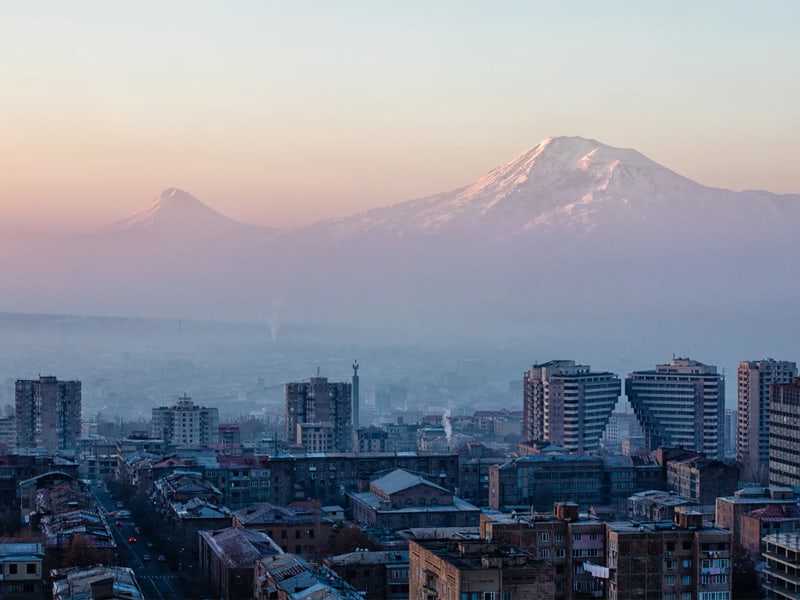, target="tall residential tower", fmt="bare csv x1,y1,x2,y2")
286,375,353,453
522,360,620,453
151,395,219,446
737,359,796,483
626,357,725,459
15,376,81,452
769,379,800,488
